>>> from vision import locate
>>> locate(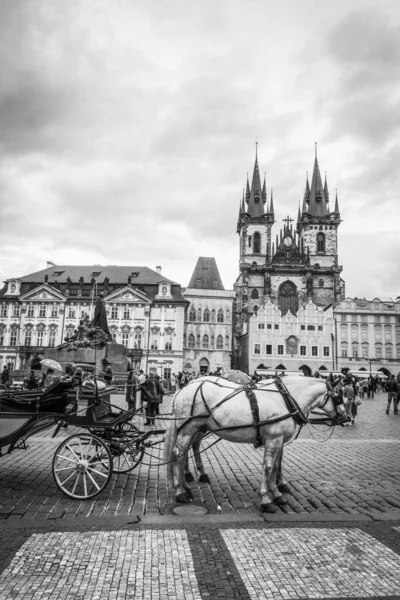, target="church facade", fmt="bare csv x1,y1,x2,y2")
233,149,346,375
